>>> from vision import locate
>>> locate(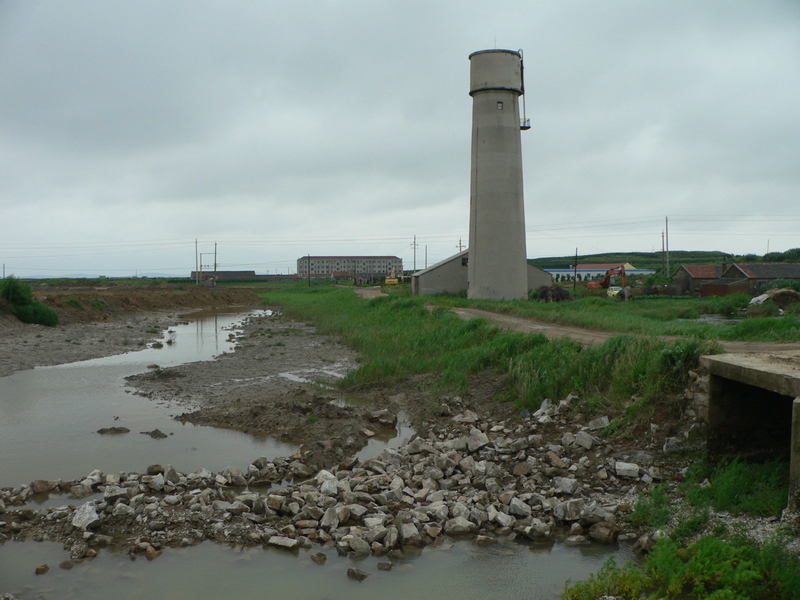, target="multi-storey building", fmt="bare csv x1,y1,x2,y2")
296,256,403,279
